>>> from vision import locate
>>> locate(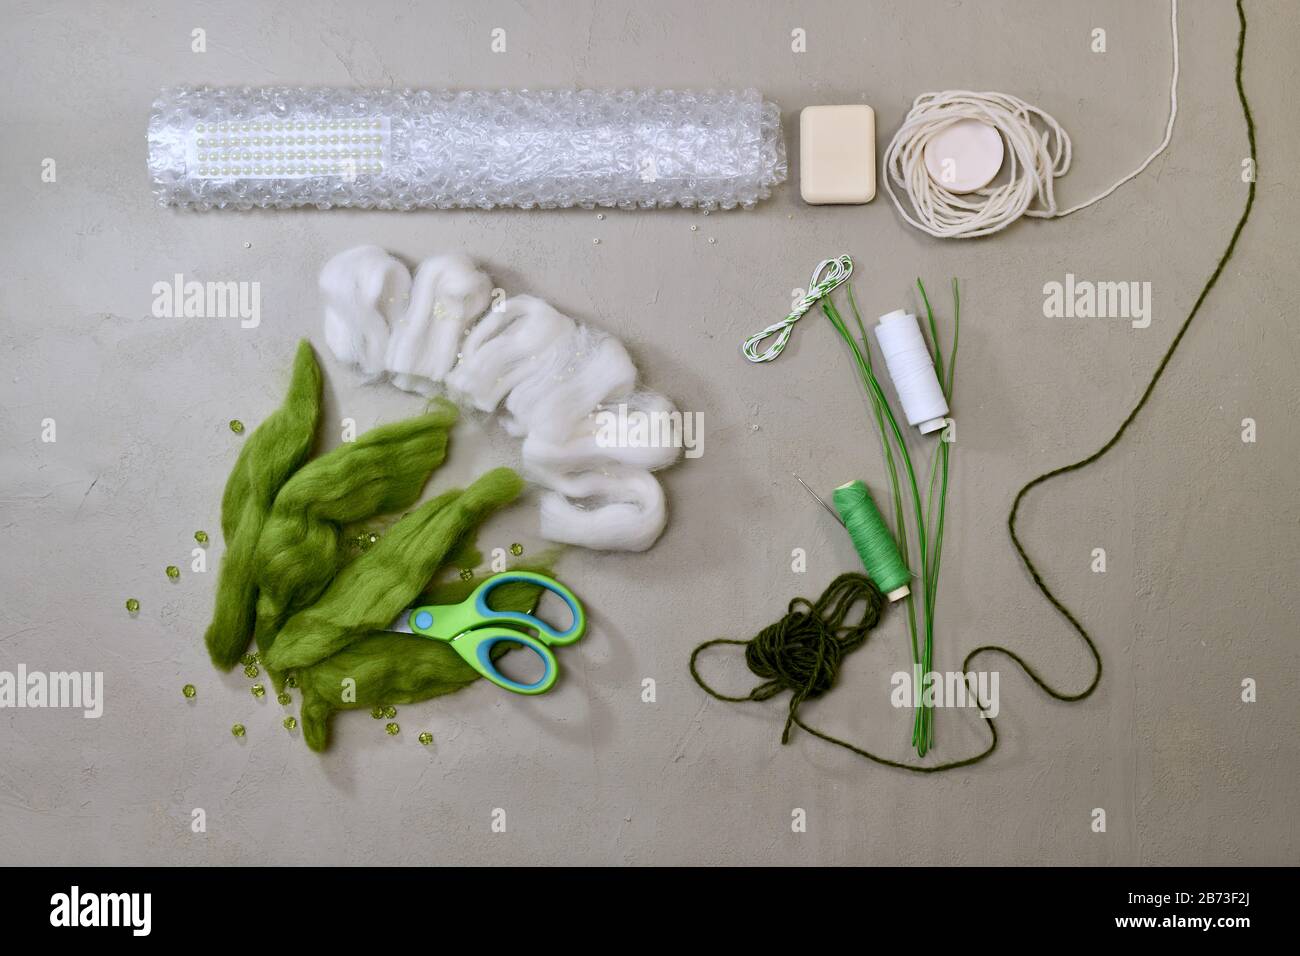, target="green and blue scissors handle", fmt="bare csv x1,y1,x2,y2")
397,571,586,695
